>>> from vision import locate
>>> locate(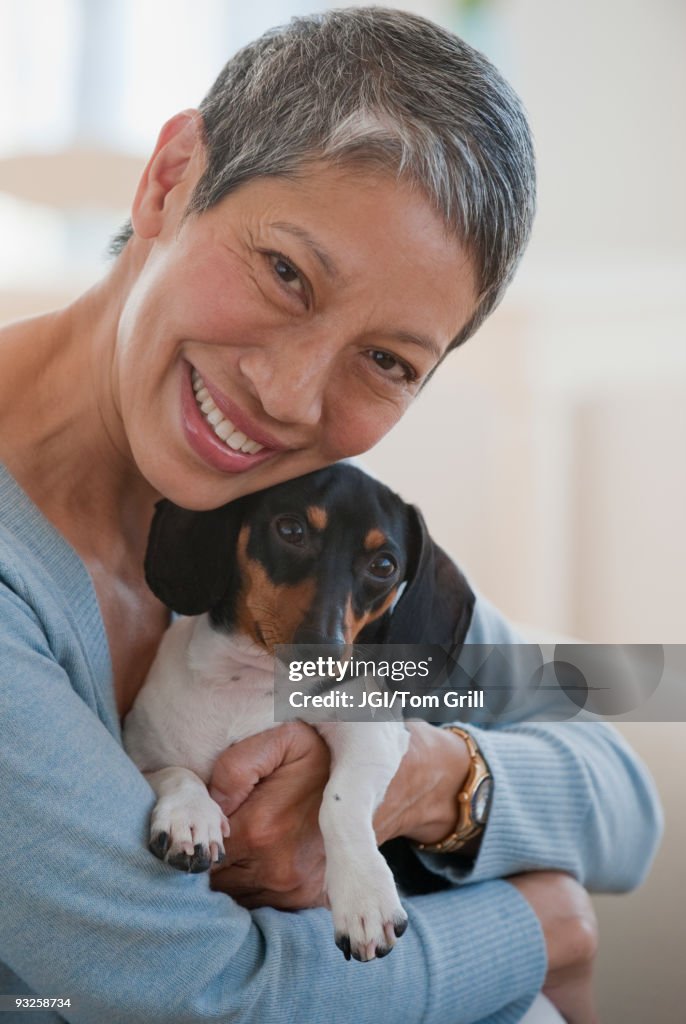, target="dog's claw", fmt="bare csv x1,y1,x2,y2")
149,831,171,860
210,842,226,865
167,850,192,871
335,929,398,962
394,918,408,938
164,843,212,873
189,843,212,873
